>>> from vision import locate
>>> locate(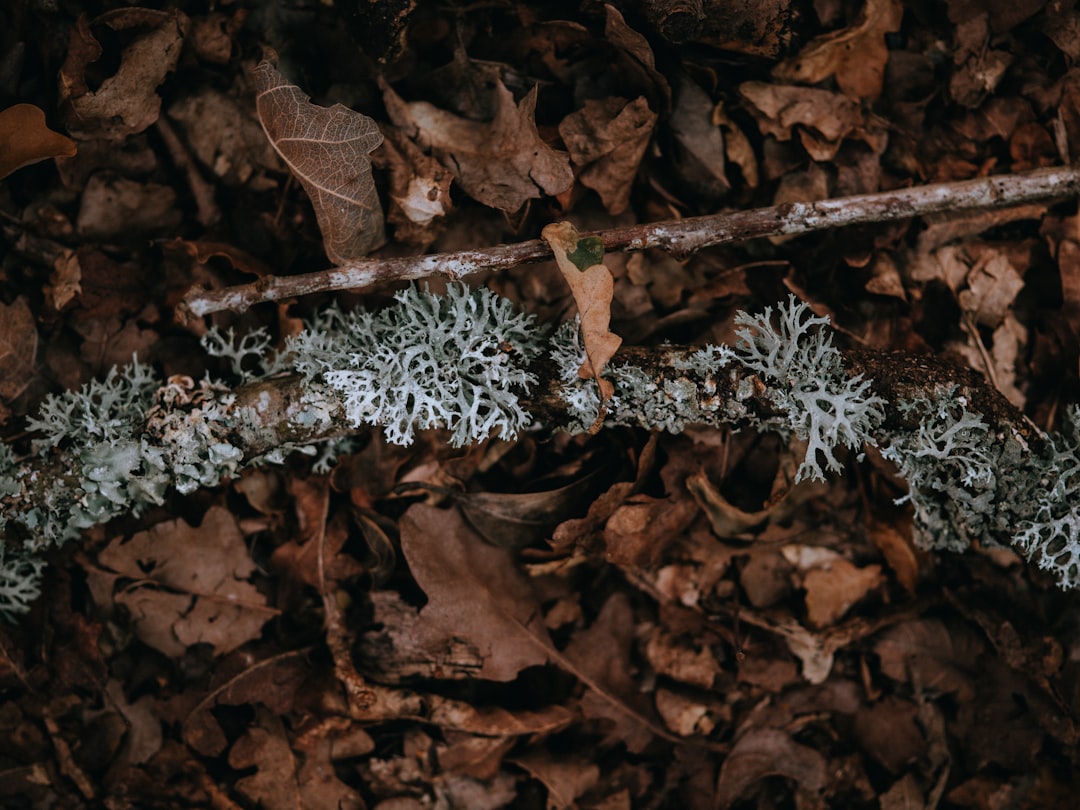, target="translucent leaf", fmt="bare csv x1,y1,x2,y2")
253,61,385,263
